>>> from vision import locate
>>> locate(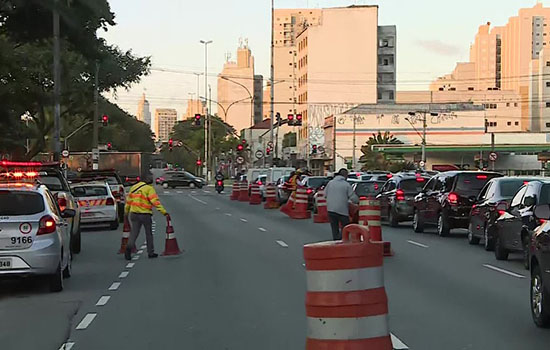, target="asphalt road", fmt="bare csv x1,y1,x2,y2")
2,186,550,349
